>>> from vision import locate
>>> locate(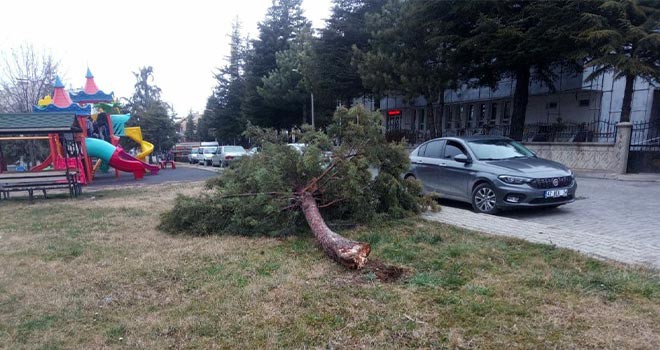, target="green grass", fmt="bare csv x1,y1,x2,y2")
0,183,658,349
